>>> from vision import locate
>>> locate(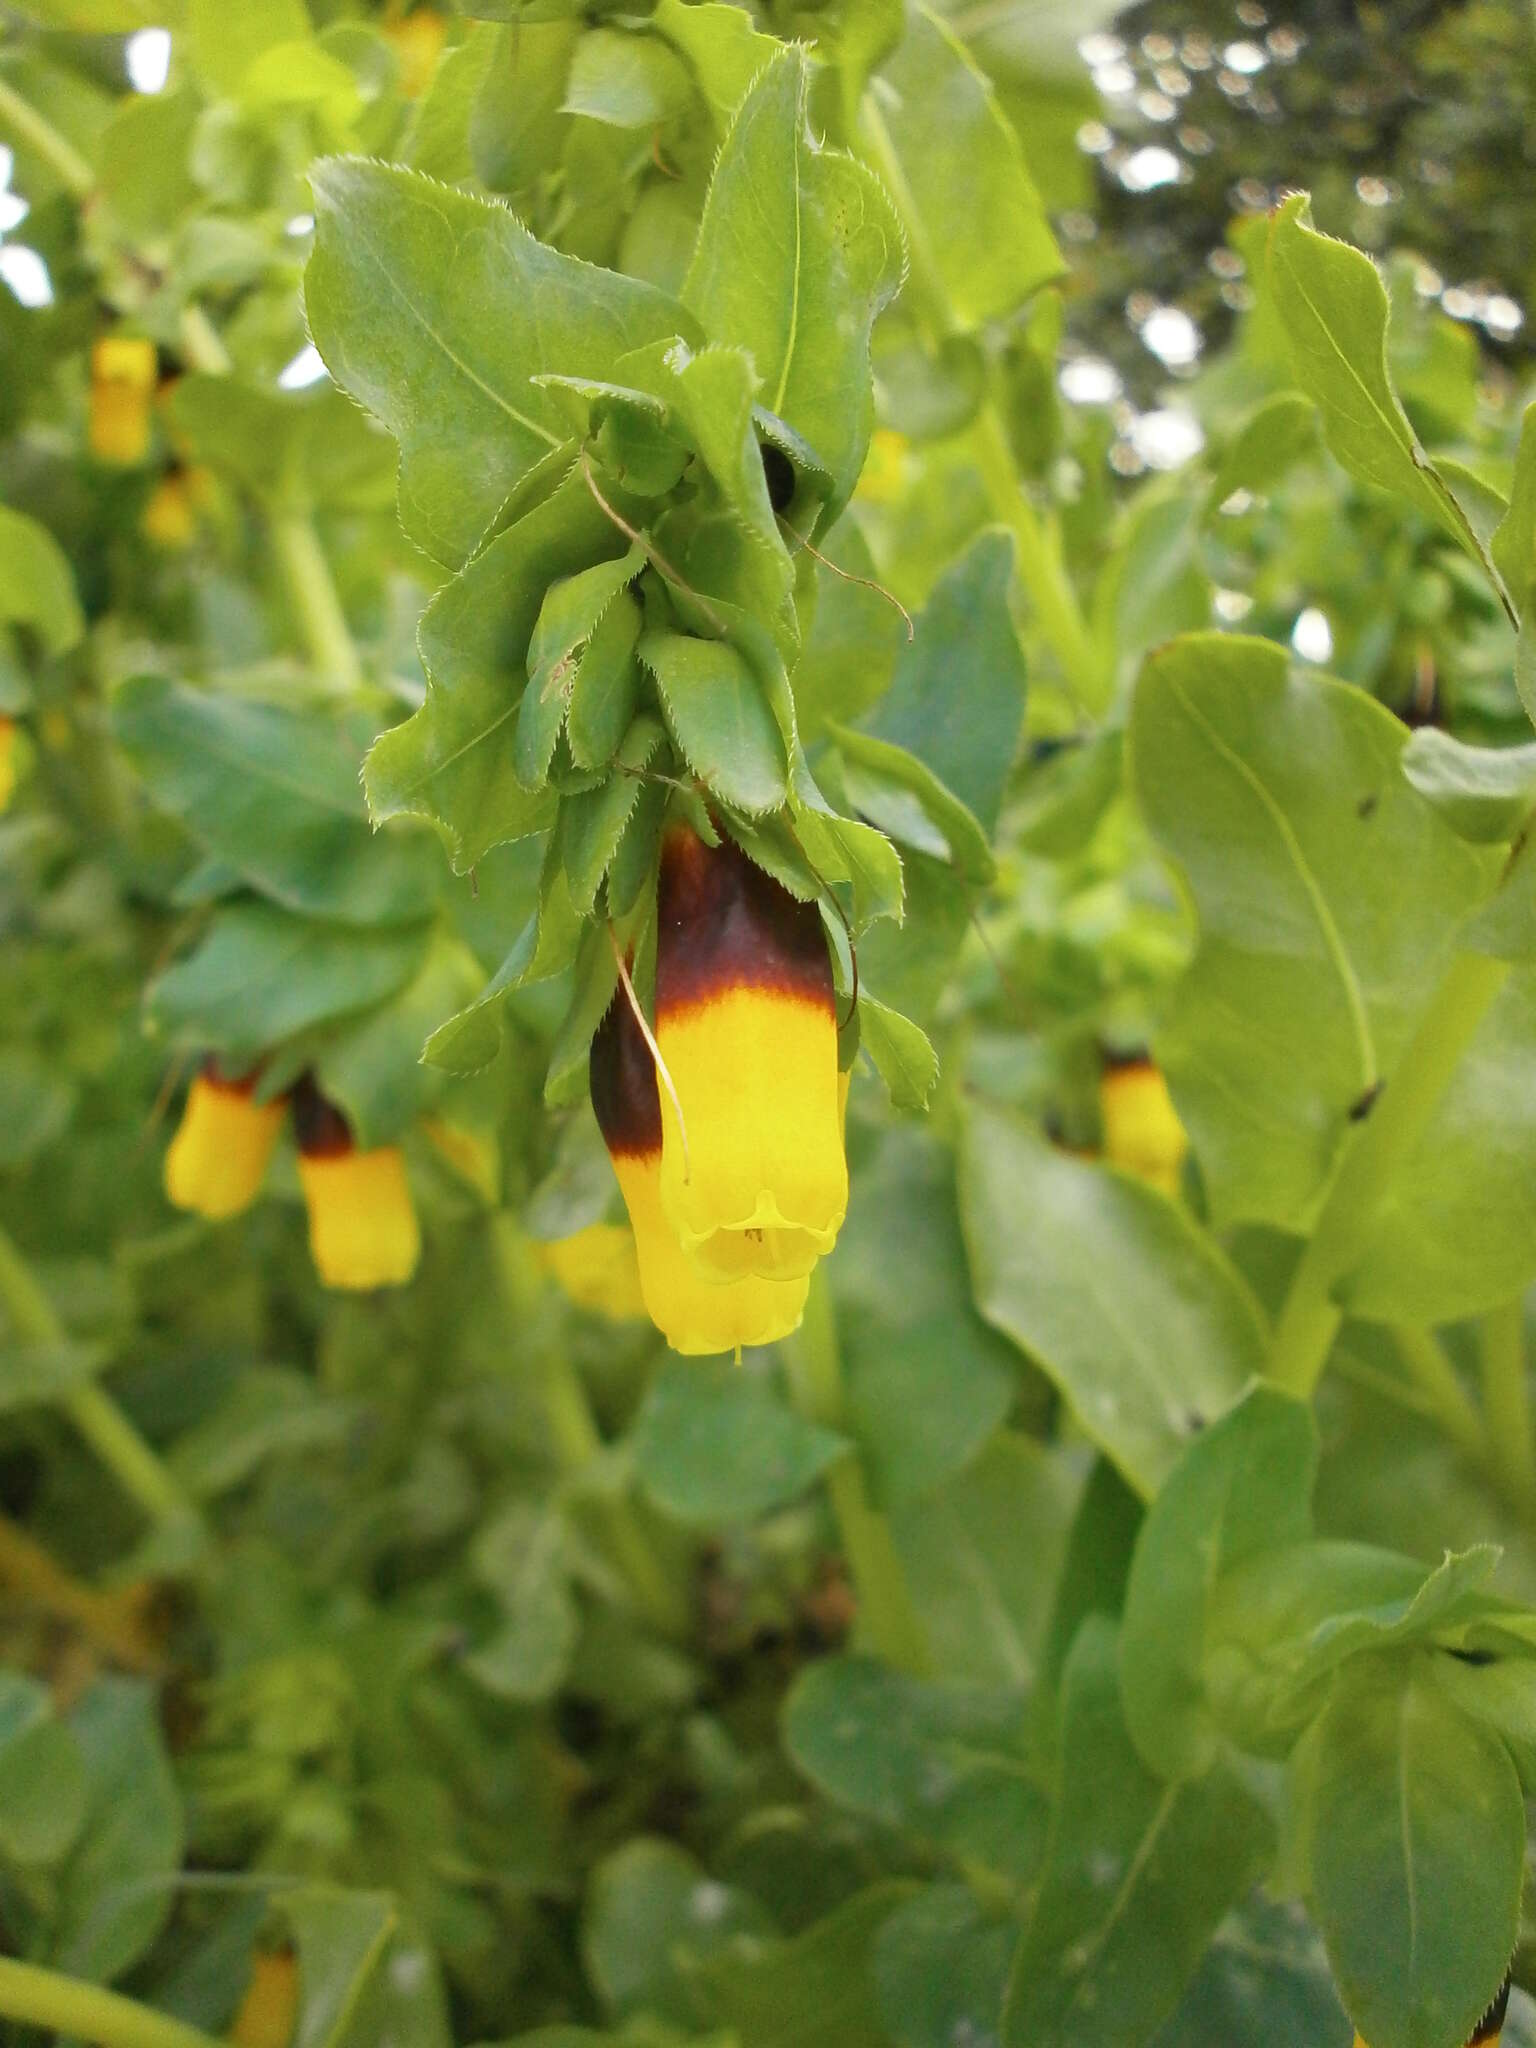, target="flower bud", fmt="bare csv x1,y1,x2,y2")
141,466,201,548
293,1083,420,1291
654,827,847,1283
382,8,447,96
89,337,157,465
1099,1054,1188,1196
164,1063,284,1220
589,985,808,1354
